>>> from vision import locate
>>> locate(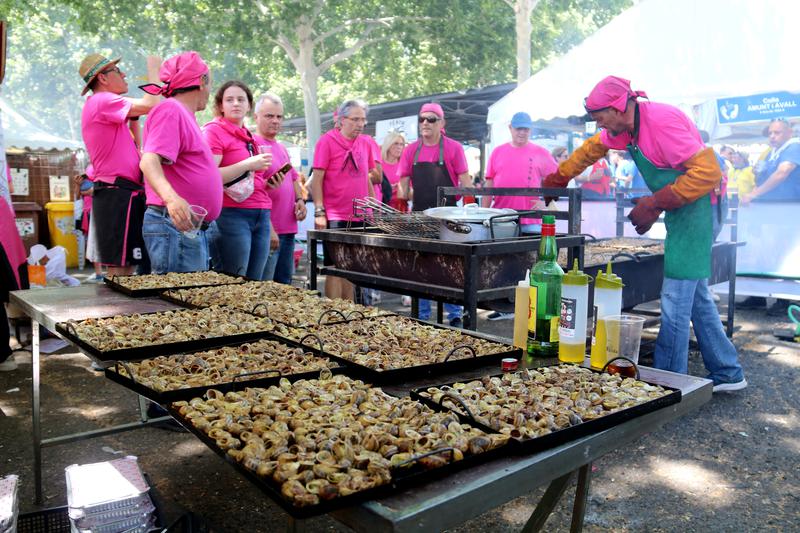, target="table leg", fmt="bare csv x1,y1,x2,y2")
570,463,592,533
521,471,573,533
31,320,42,504
436,301,444,324
309,238,318,291
411,297,419,319
138,396,149,423
286,516,307,532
